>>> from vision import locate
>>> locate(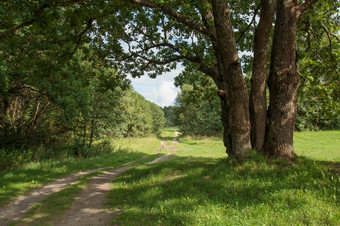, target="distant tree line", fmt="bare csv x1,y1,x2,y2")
0,45,166,151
